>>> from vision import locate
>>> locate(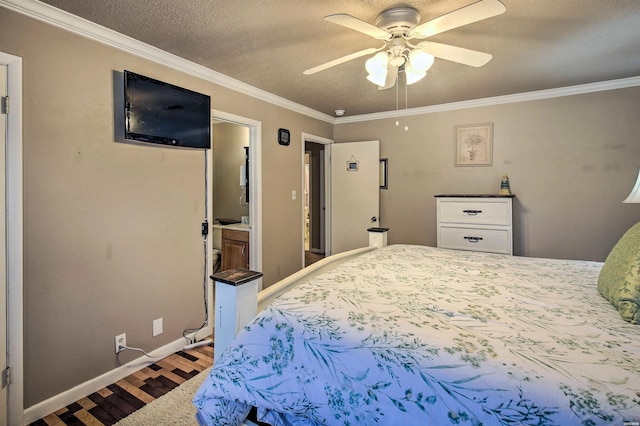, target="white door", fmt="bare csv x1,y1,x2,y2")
0,63,8,424
330,140,380,254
